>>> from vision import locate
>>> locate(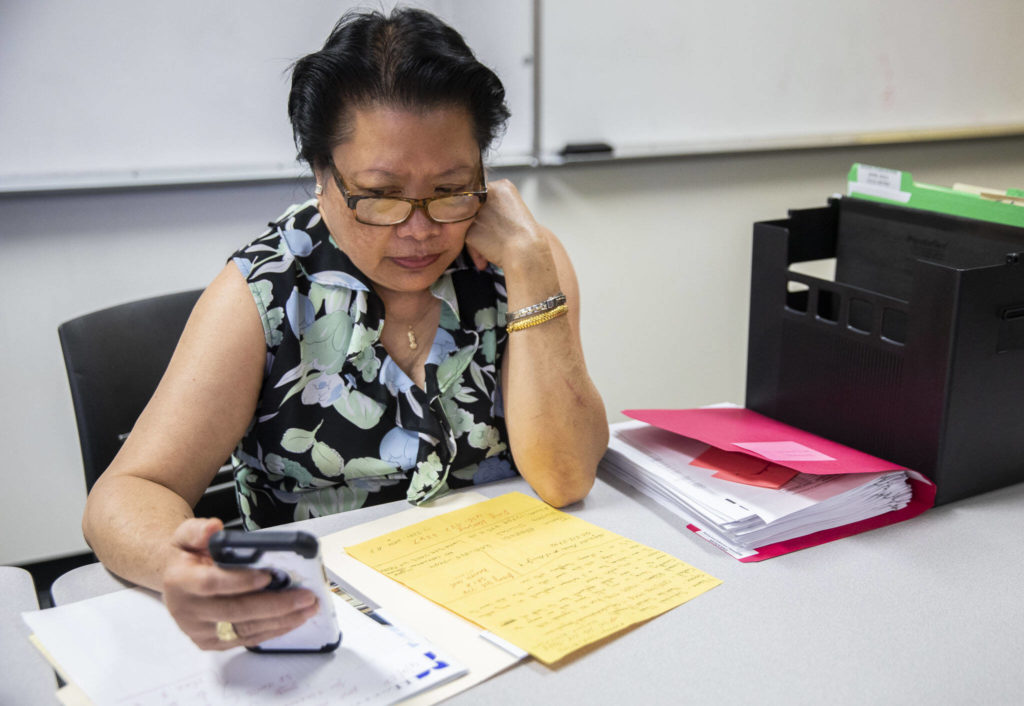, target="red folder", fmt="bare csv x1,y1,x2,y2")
622,407,936,562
